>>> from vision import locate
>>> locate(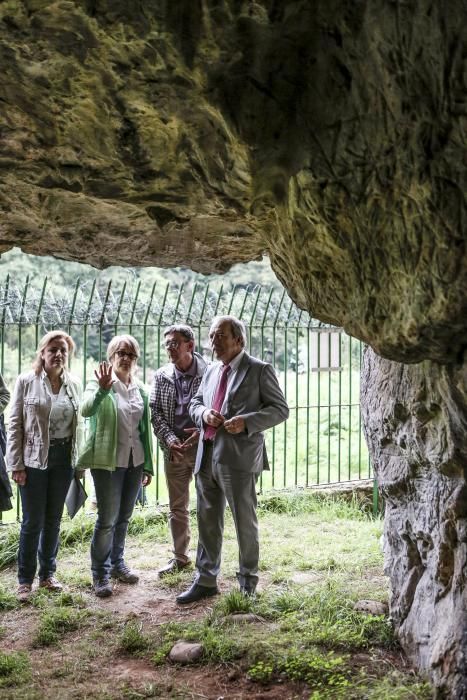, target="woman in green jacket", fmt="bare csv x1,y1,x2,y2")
77,335,153,598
